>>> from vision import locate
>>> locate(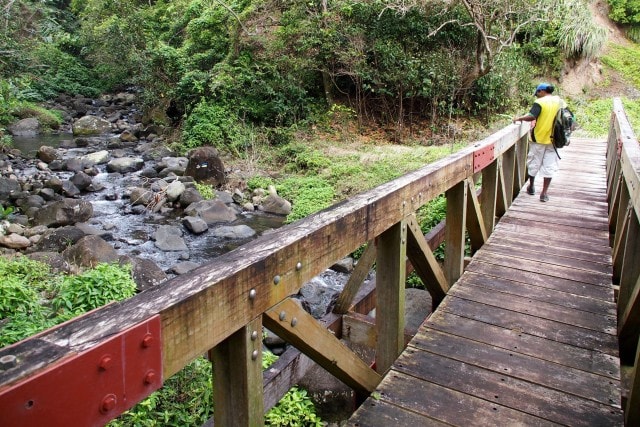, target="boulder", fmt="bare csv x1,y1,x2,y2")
37,146,59,163
70,171,92,191
7,118,41,136
0,177,20,201
184,147,226,185
27,251,71,273
106,157,144,173
62,235,119,268
170,261,200,275
121,256,168,292
178,187,203,208
33,199,93,227
261,194,292,215
182,216,209,234
210,225,256,239
184,200,237,224
153,225,188,251
165,180,186,202
30,226,86,252
81,150,111,167
72,115,113,136
0,233,31,249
